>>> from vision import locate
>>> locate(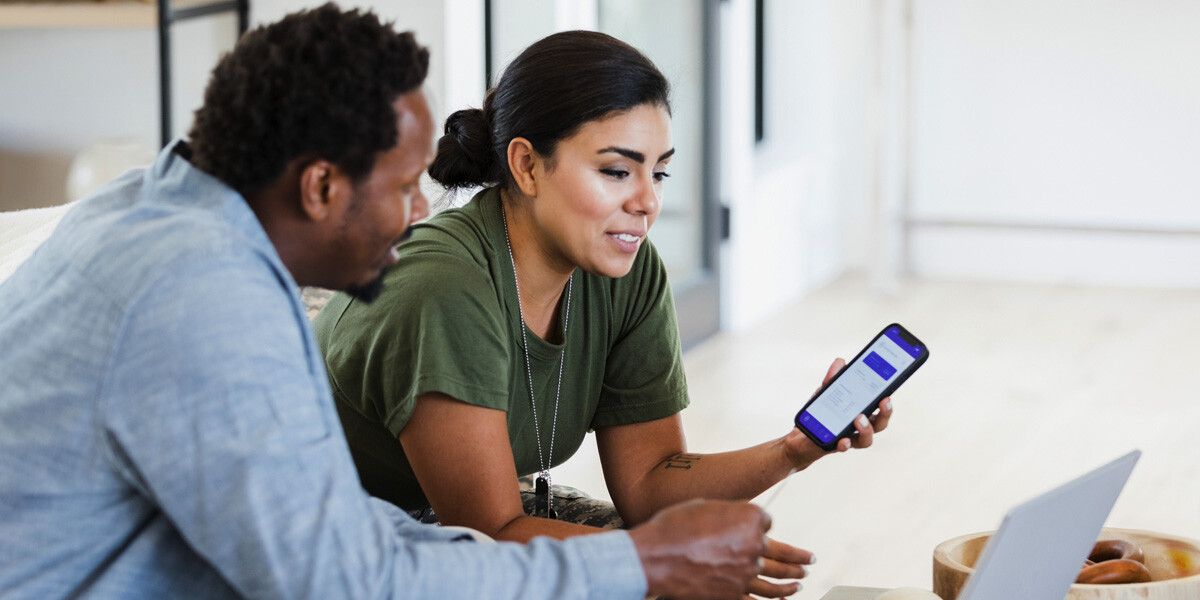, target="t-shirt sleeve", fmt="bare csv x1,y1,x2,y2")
317,245,512,437
590,240,690,429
